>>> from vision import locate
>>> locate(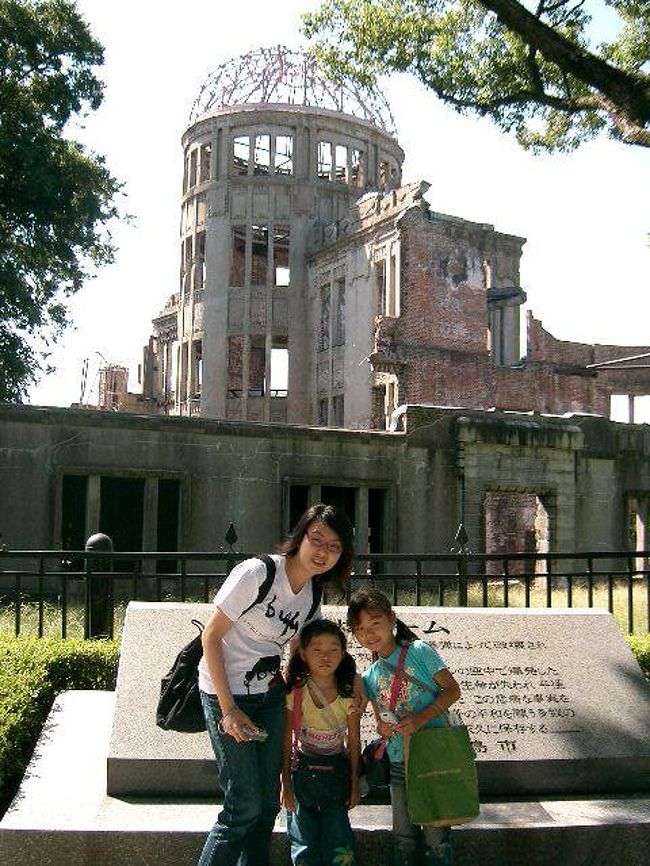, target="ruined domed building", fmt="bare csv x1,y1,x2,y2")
140,46,650,430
